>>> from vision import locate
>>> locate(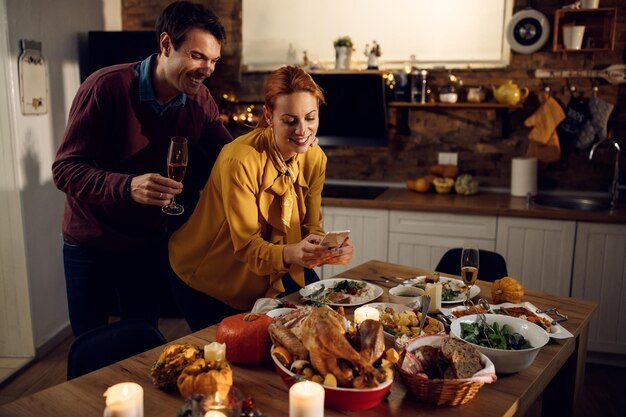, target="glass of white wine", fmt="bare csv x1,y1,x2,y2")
460,246,479,306
162,136,188,216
